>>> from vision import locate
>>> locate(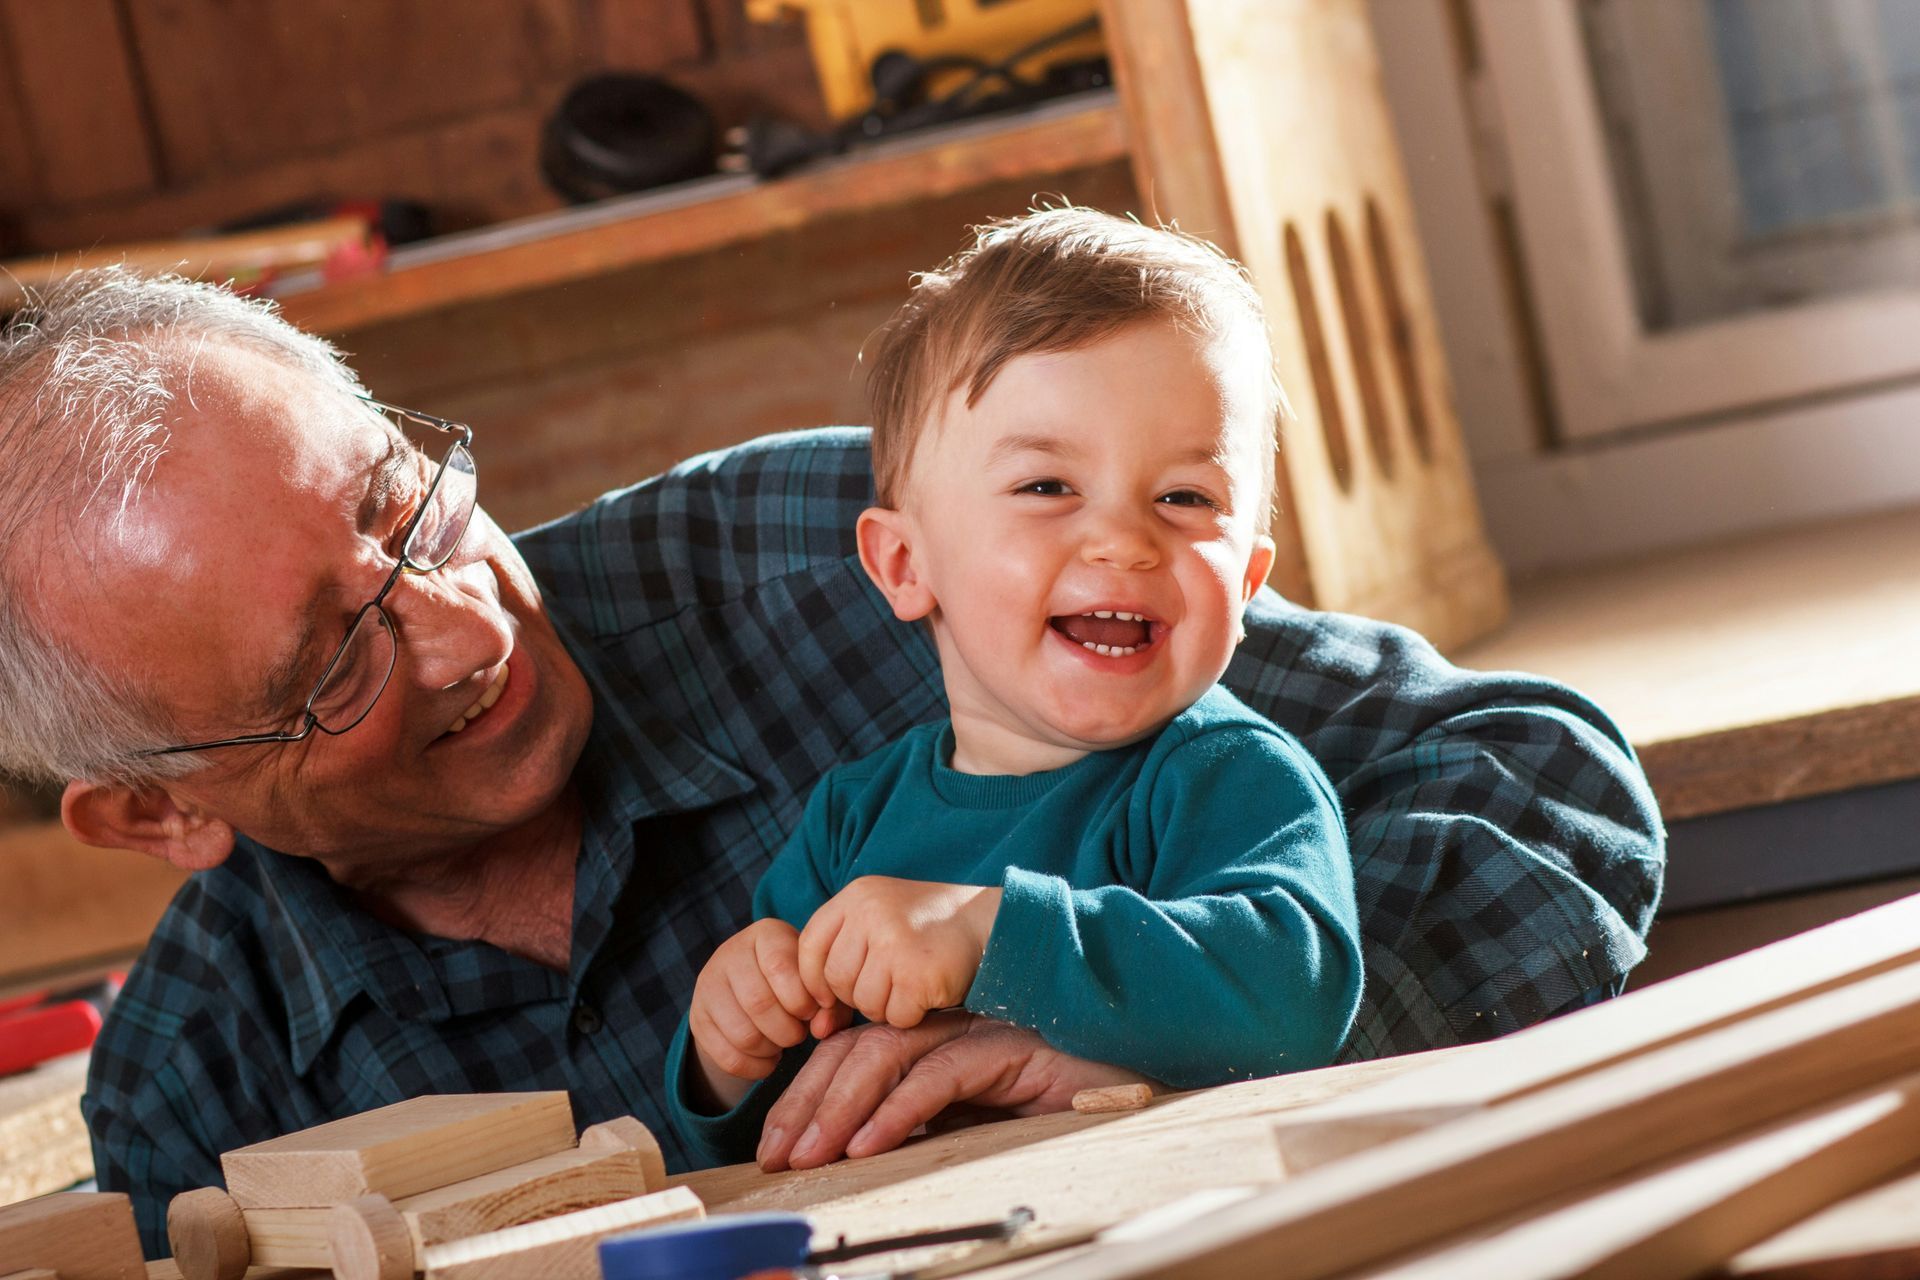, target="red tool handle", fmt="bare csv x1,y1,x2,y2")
0,999,103,1075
